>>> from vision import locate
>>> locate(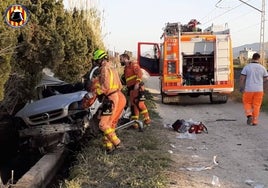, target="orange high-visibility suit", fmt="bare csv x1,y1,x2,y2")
242,92,264,124
124,61,151,125
97,61,126,151
83,62,126,151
